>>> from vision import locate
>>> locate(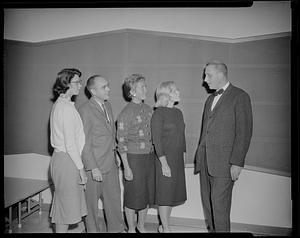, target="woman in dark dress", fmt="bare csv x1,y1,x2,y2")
151,81,187,233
